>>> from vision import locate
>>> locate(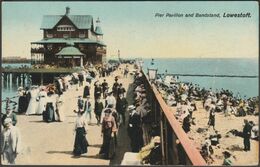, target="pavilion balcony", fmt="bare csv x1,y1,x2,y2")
31,47,45,53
